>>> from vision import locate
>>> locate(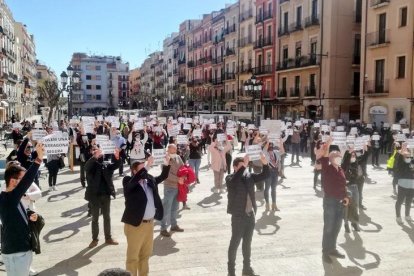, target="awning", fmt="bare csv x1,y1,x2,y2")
0,101,8,107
